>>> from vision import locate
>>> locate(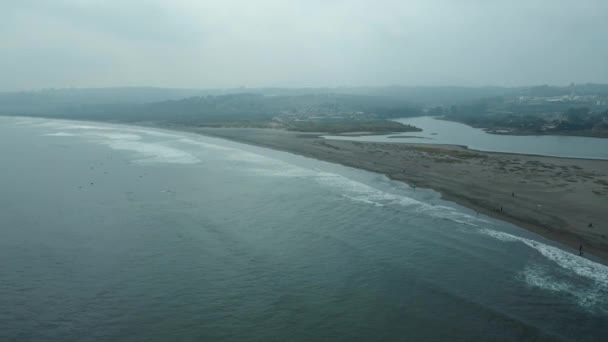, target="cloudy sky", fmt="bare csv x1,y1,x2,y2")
1,0,607,91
